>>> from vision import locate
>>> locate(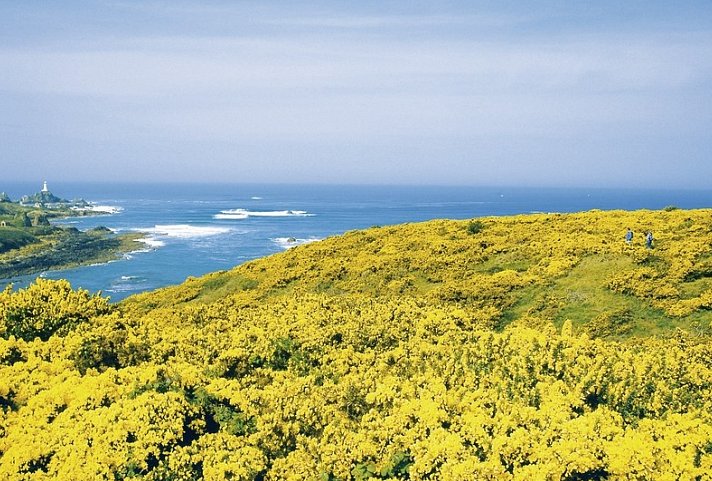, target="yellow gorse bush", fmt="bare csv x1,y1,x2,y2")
0,278,111,341
0,209,710,480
